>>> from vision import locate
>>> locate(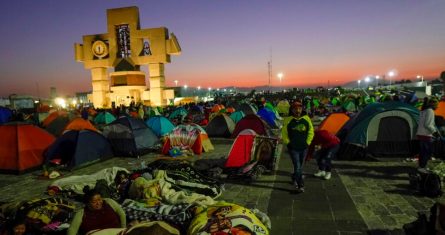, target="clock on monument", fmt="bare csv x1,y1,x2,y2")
91,40,109,58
